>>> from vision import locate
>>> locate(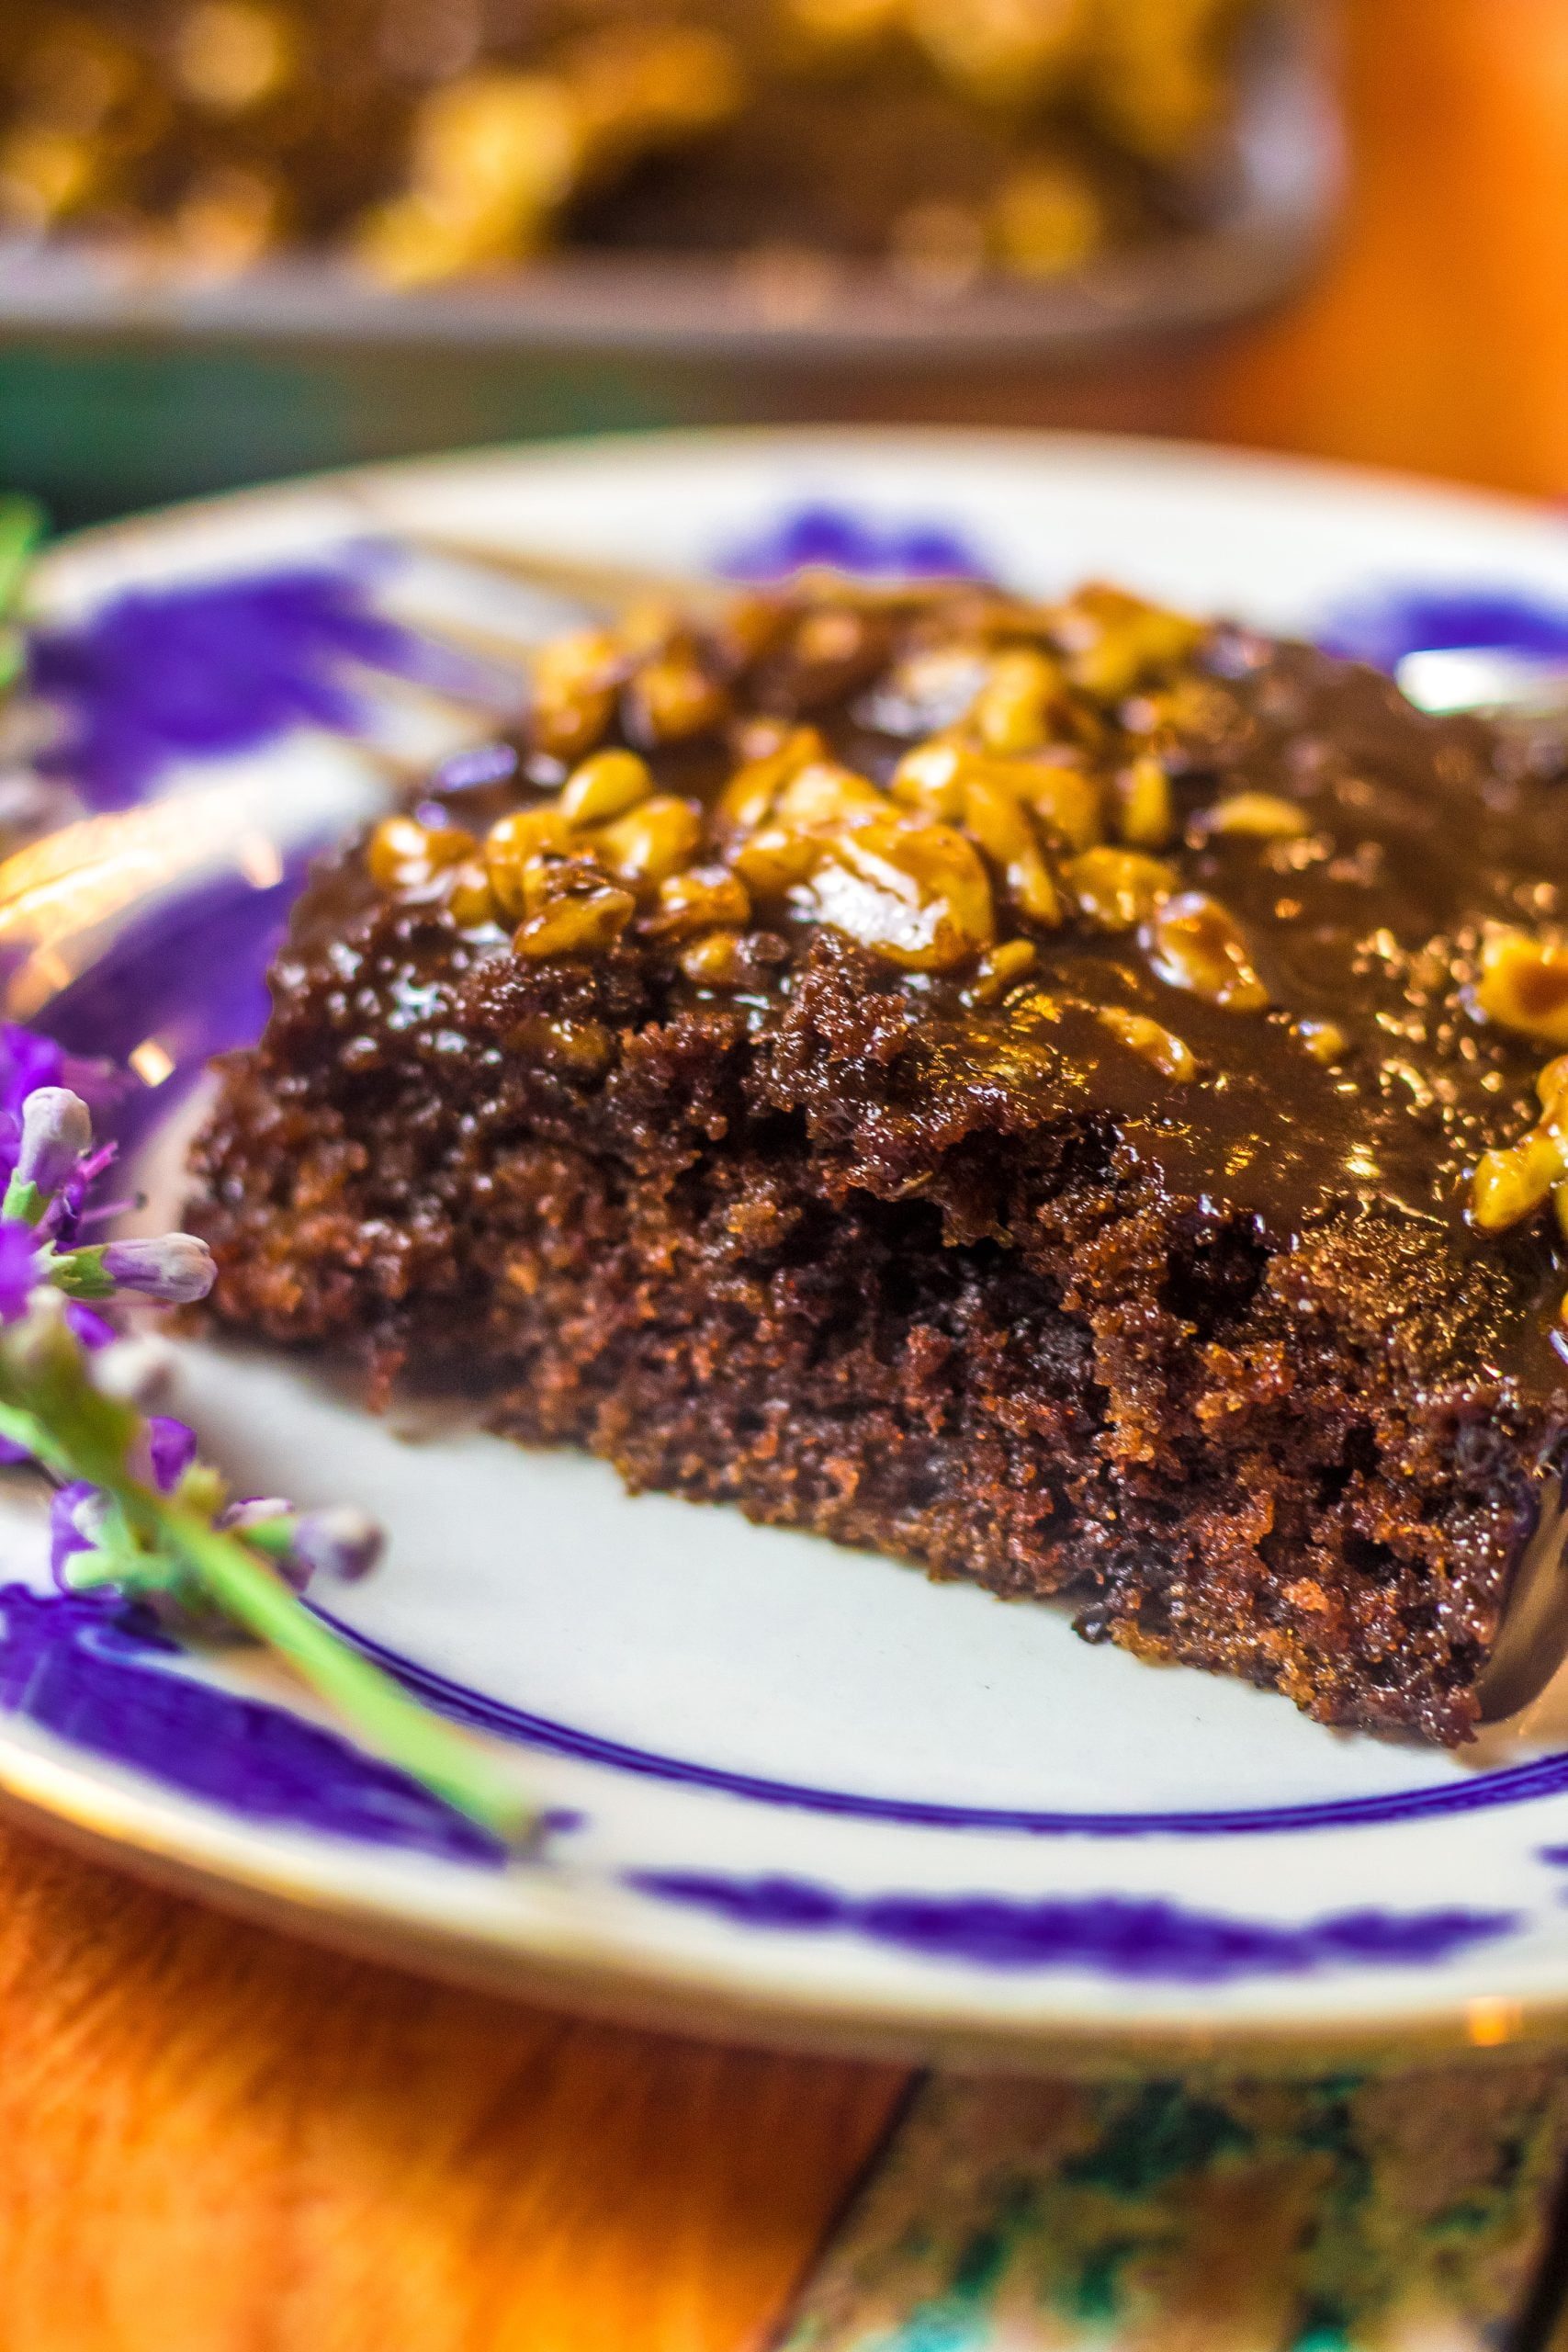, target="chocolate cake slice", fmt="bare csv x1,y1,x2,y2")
188,574,1568,1744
